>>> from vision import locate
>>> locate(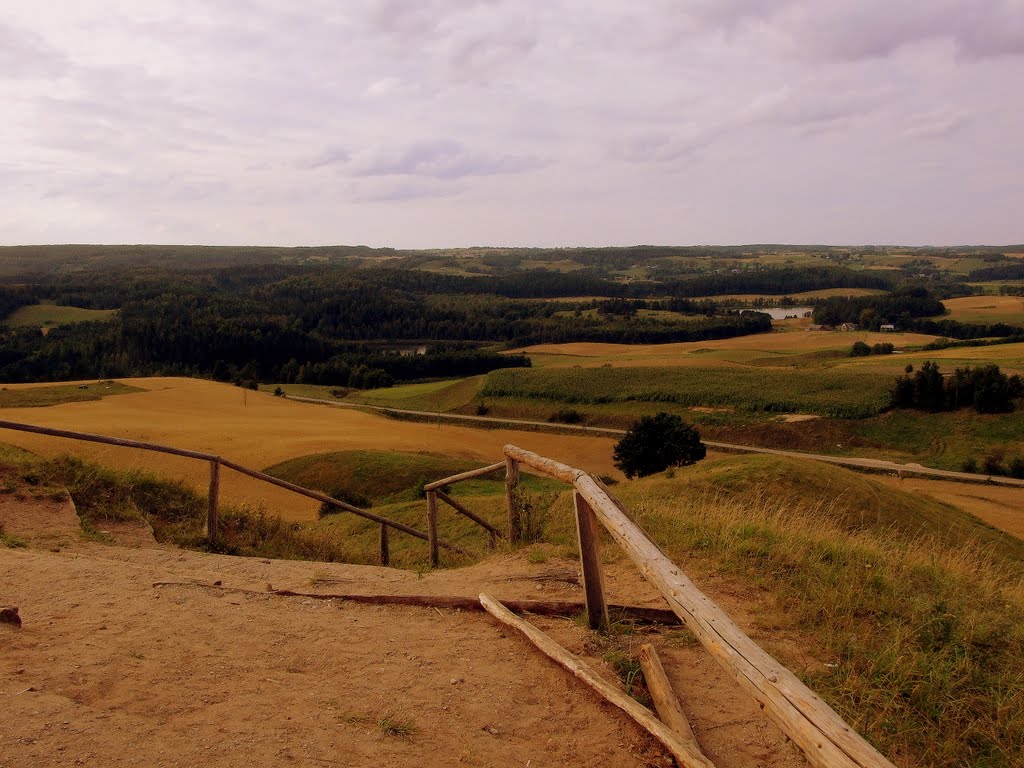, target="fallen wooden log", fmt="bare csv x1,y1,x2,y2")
479,593,715,768
639,644,705,757
149,581,681,624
